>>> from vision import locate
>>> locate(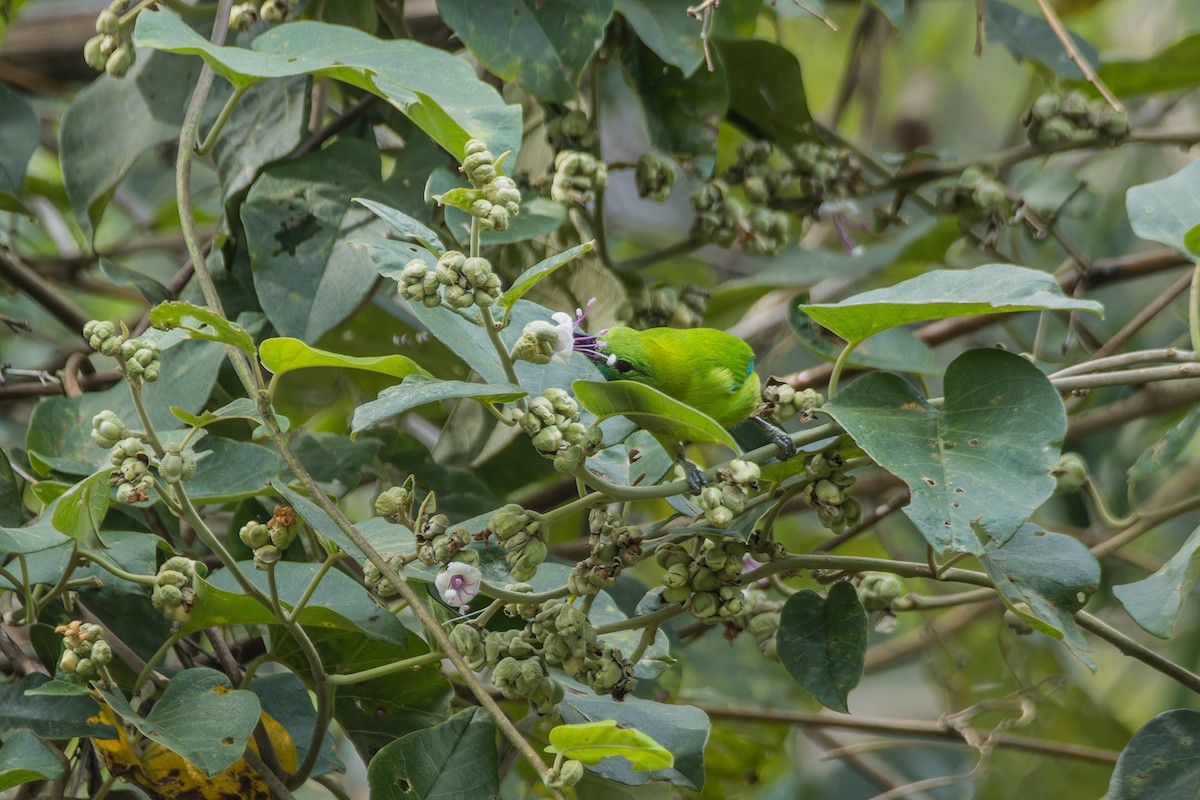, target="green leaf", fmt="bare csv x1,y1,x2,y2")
1128,407,1200,484
251,673,342,778
776,581,867,713
1127,161,1200,257
28,338,224,475
623,40,728,176
1109,709,1200,800
788,304,938,375
826,349,1066,553
240,137,411,343
572,380,740,452
0,448,22,527
185,561,409,645
984,0,1098,79
615,0,704,75
211,76,310,203
866,0,904,27
1113,527,1200,639
150,301,256,355
354,197,446,254
979,523,1099,667
98,668,260,777
0,519,68,556
716,38,813,145
547,719,674,772
98,258,175,305
584,430,674,488
559,692,709,790
134,9,521,159
1097,32,1200,97
801,264,1103,345
261,337,430,382
0,82,38,214
201,397,291,437
272,628,451,762
0,730,63,790
436,0,614,102
50,470,109,542
352,376,525,433
367,707,498,800
78,530,159,599
59,50,203,238
499,241,595,310
2,674,114,739
184,437,287,503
